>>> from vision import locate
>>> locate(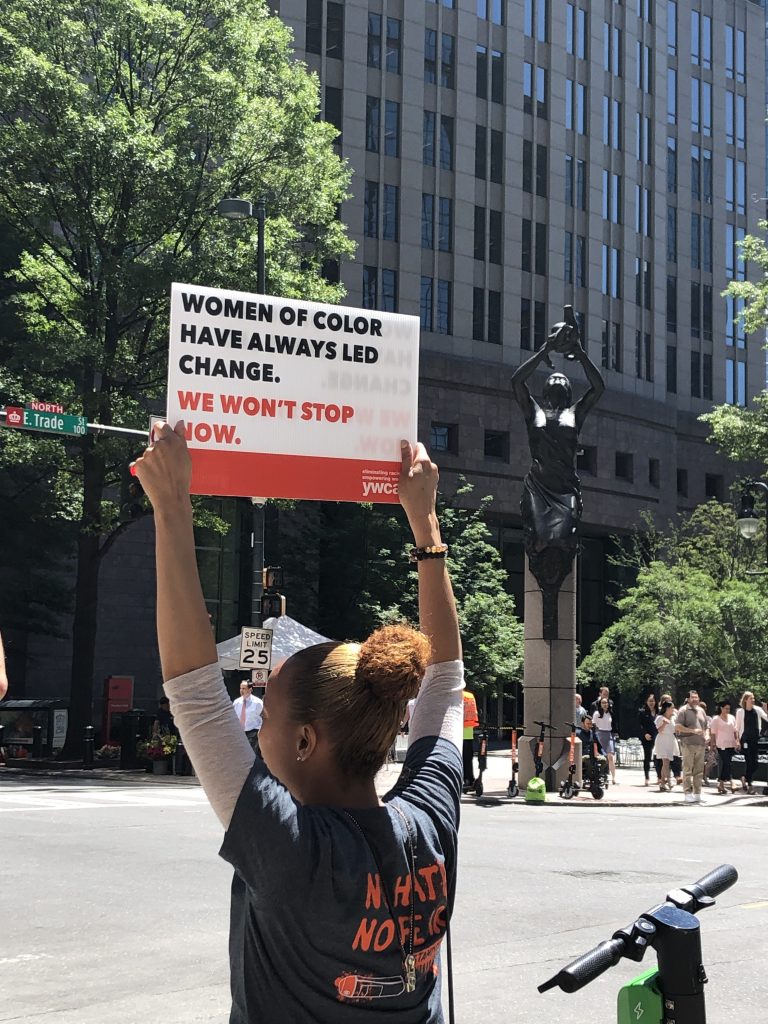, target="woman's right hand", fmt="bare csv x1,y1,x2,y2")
131,421,192,514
